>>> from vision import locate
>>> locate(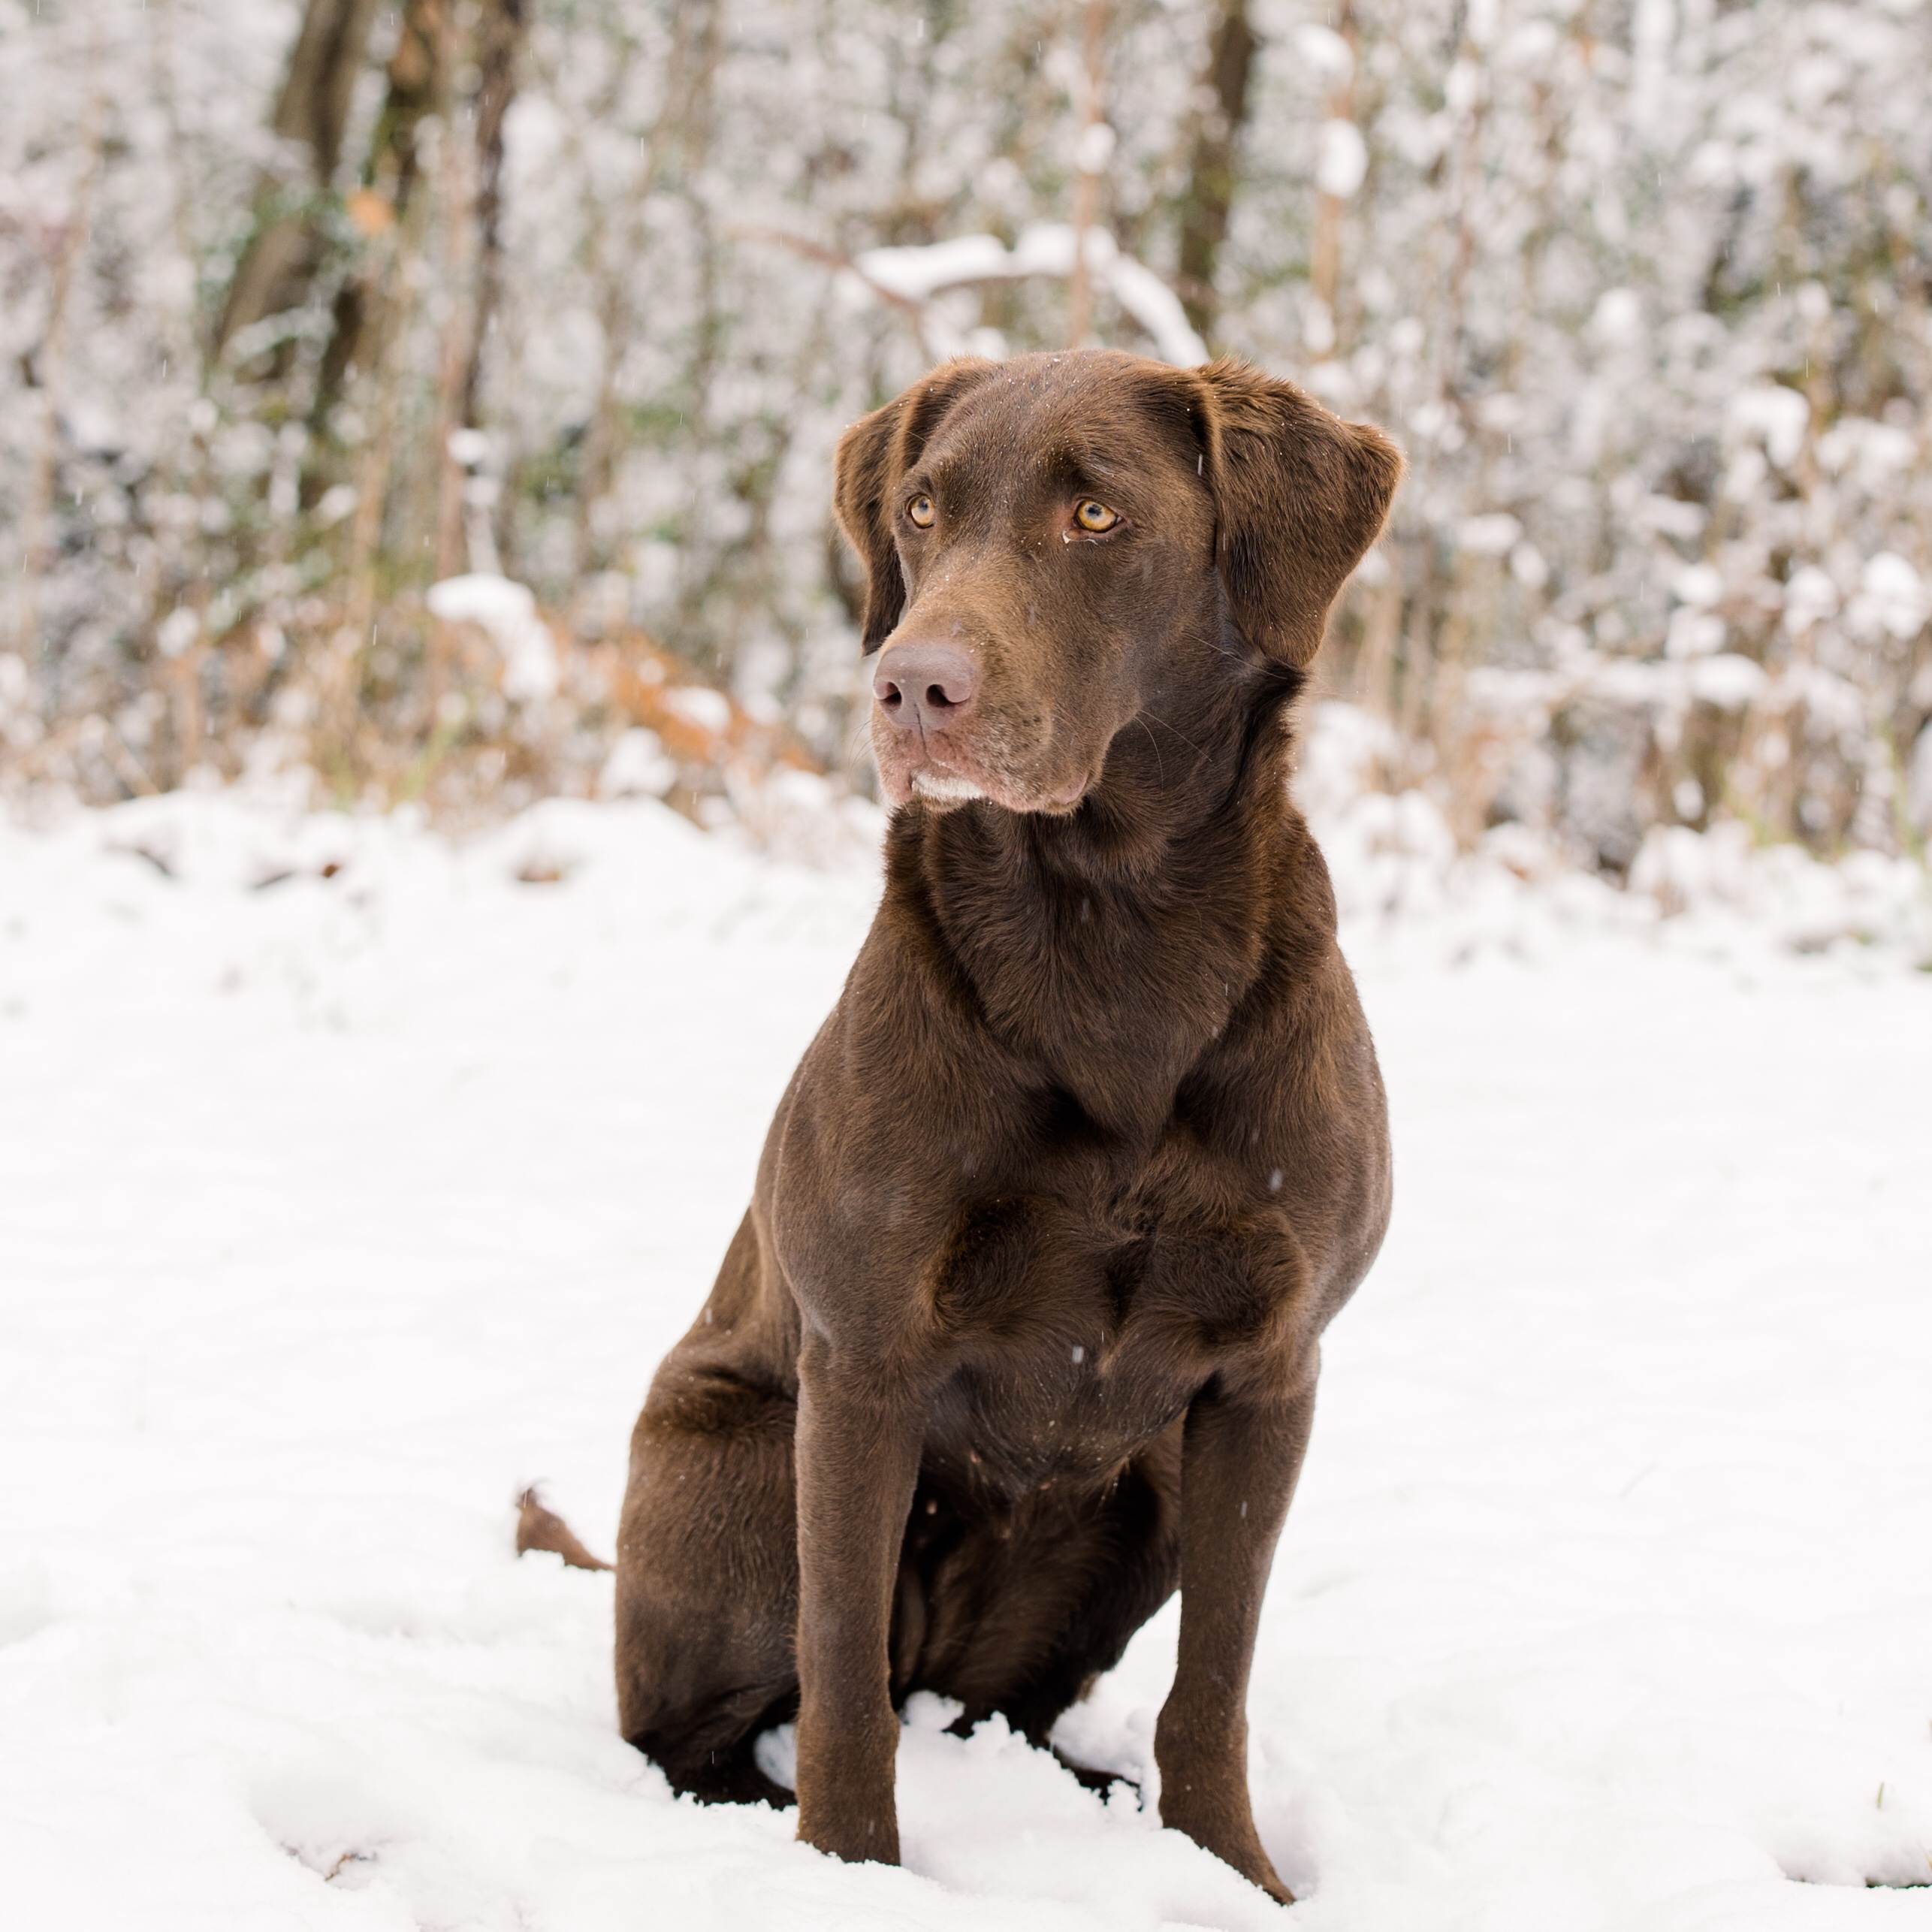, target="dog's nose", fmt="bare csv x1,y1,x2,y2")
873,641,980,731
